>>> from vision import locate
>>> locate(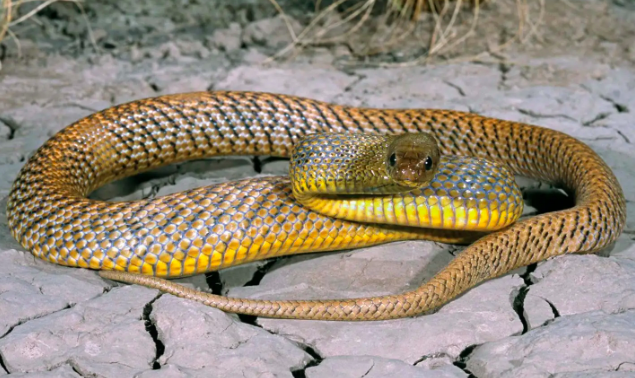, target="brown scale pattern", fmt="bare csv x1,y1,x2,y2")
6,91,626,321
